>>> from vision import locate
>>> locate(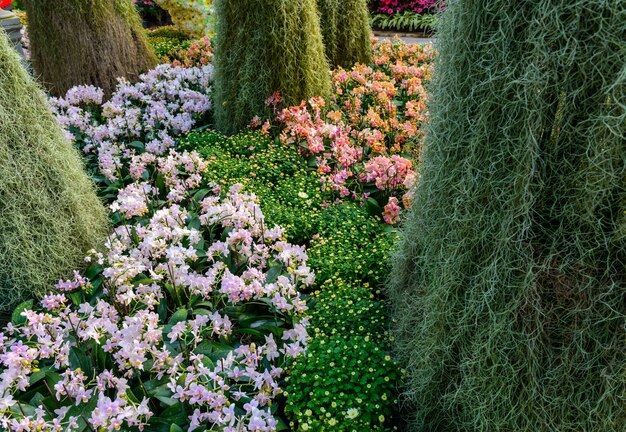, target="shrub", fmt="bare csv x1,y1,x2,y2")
307,278,387,340
213,0,331,134
50,64,213,187
370,11,439,32
388,0,626,430
0,30,108,312
0,177,313,430
146,25,193,60
317,0,371,68
285,334,400,431
1,61,313,428
25,0,158,97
